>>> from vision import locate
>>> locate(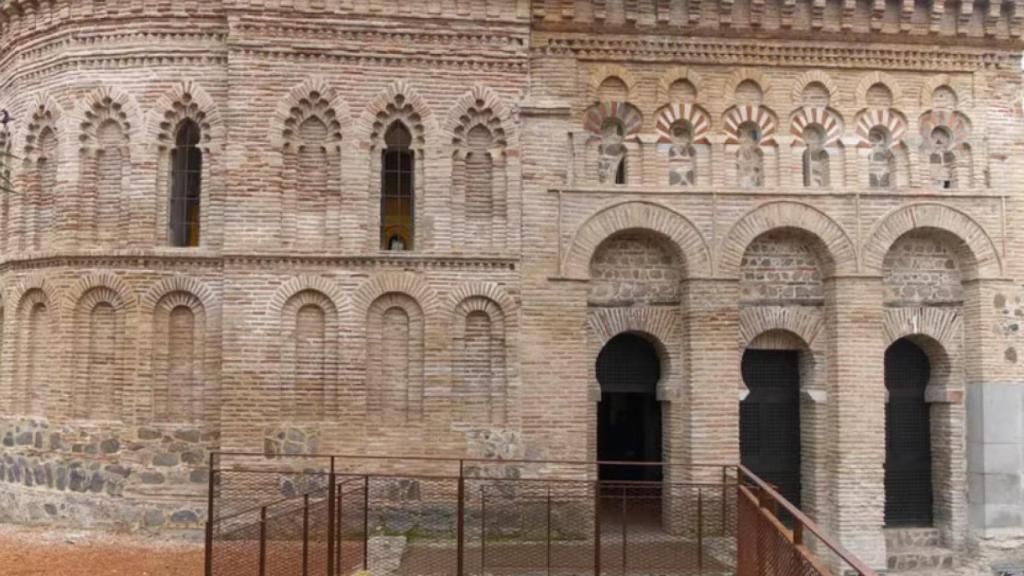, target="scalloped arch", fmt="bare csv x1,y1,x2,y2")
351,272,440,319
855,72,904,109
724,68,771,102
739,307,824,349
140,276,217,315
269,77,352,150
719,201,857,277
354,80,437,147
863,202,1001,279
443,85,517,146
563,201,711,278
588,64,637,99
791,70,840,107
722,105,778,145
69,86,143,148
789,107,844,147
64,272,137,313
657,66,704,102
269,275,347,317
147,80,225,154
